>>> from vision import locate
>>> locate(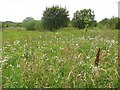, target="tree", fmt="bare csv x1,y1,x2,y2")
22,17,36,30
41,5,70,30
72,9,96,29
